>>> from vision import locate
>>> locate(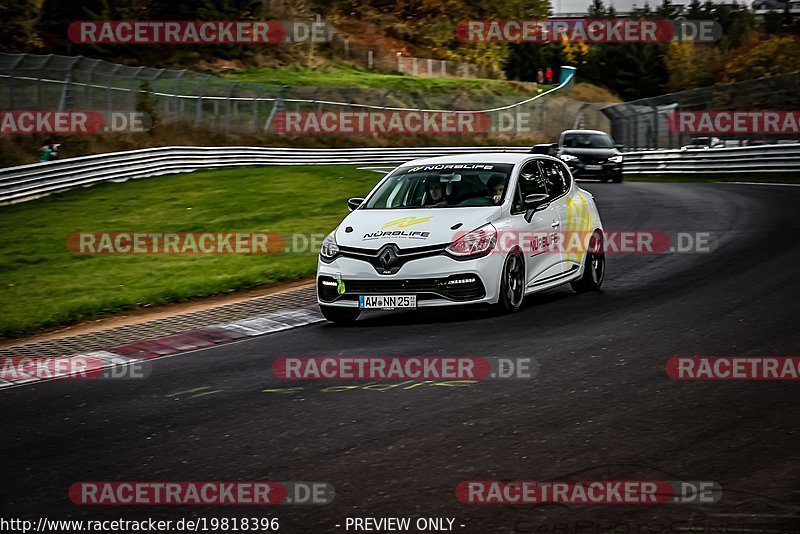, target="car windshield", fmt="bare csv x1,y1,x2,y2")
562,133,615,149
363,163,514,209
689,137,713,145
